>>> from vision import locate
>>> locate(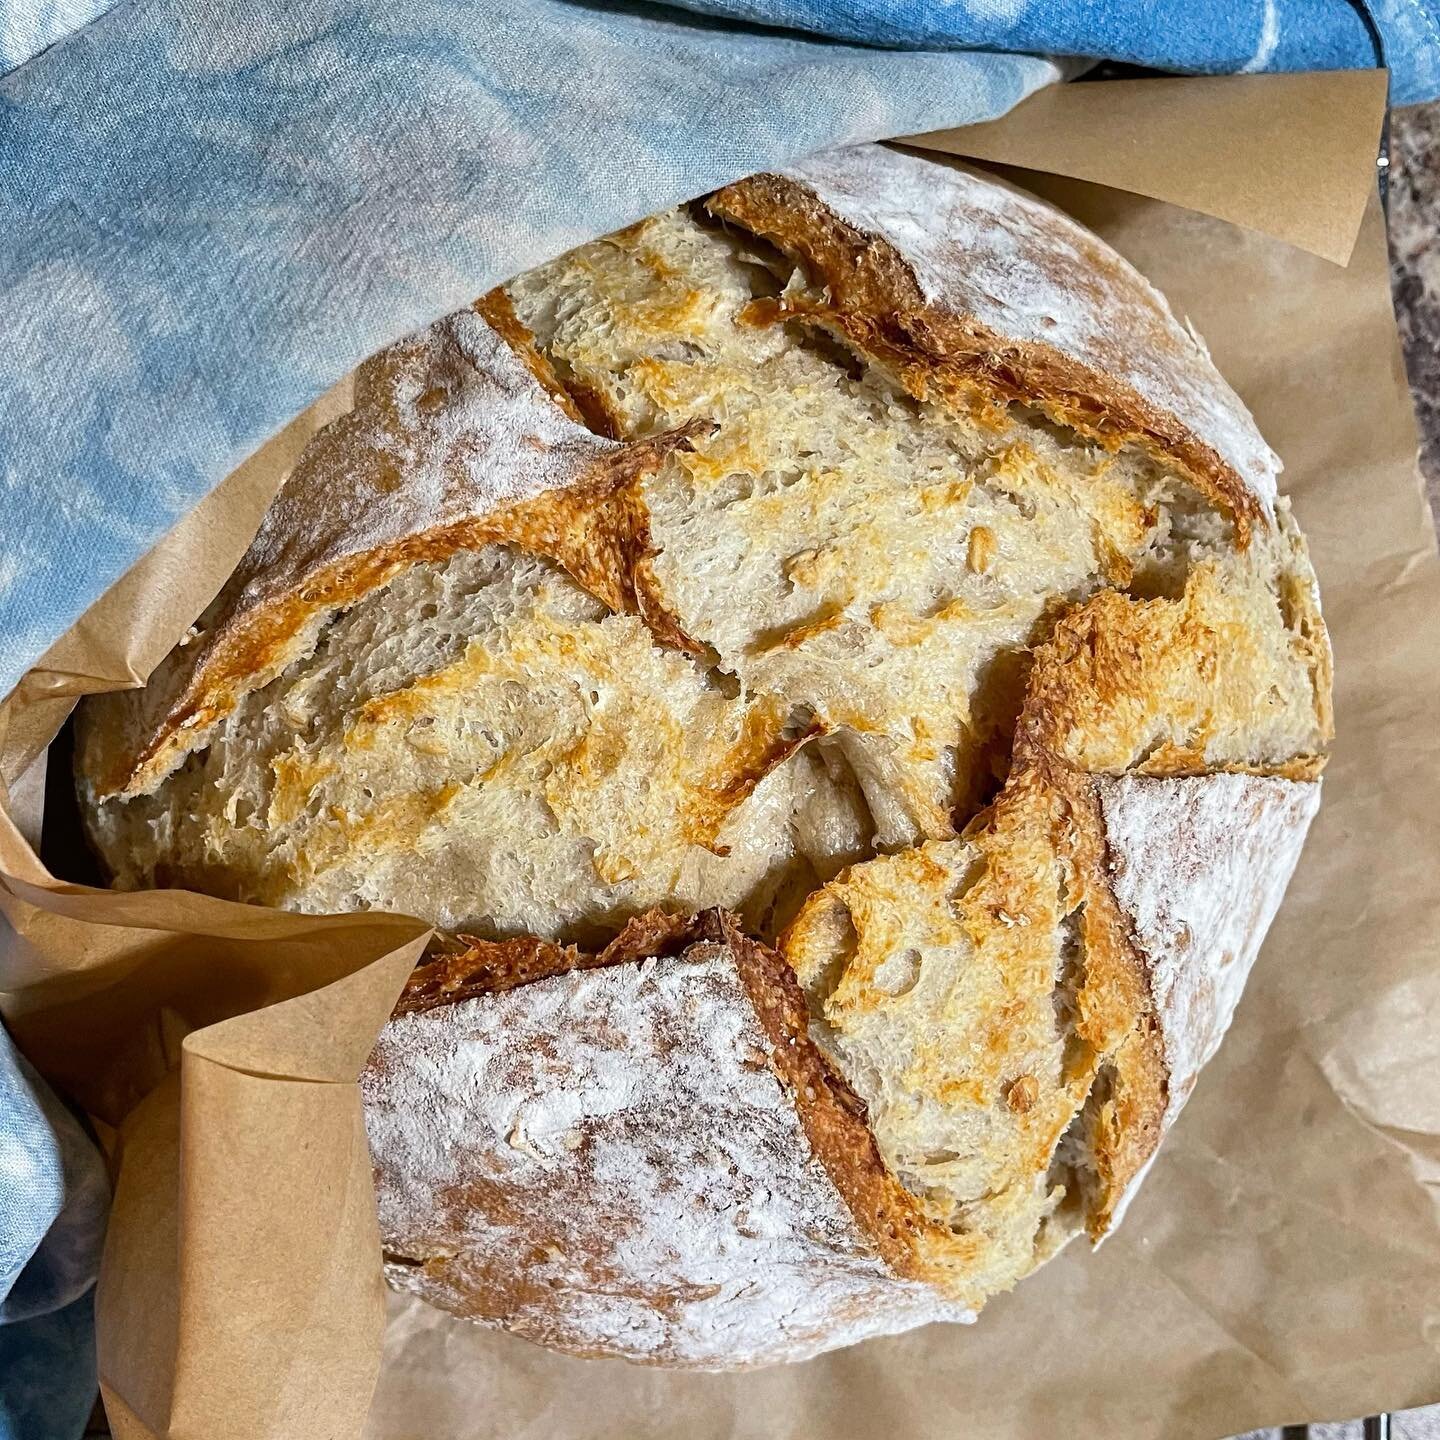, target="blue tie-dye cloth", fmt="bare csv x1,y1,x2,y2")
1,0,1436,704
0,1030,107,1325
1,2,1436,1436
0,1025,108,1440
669,1,1440,100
